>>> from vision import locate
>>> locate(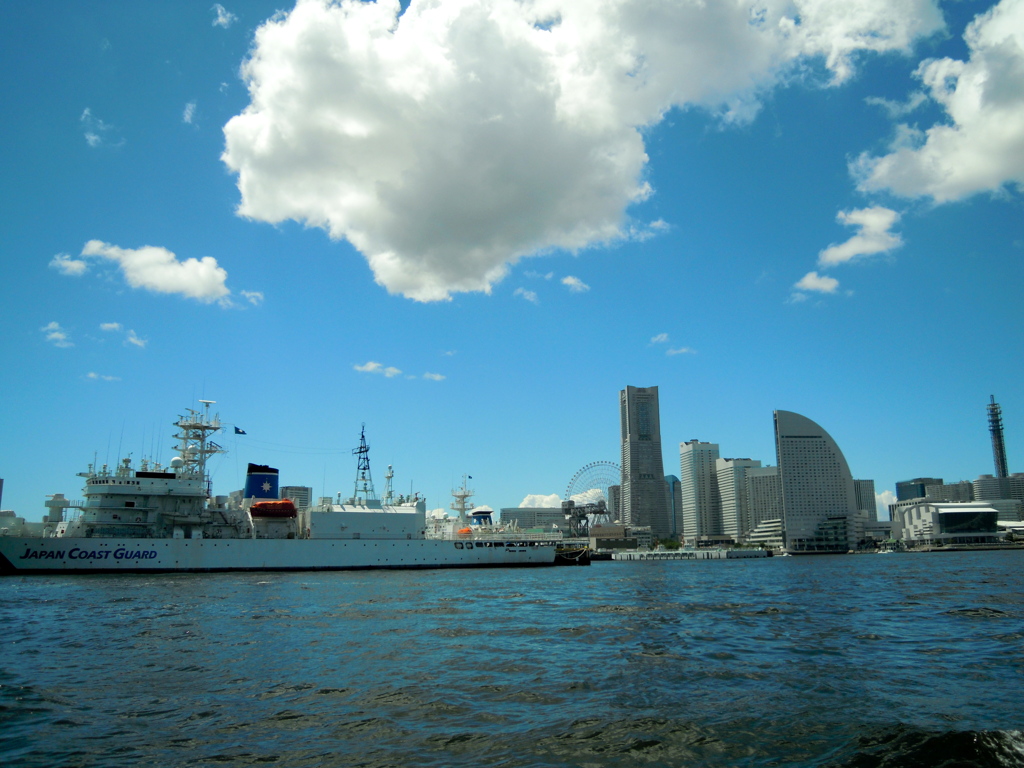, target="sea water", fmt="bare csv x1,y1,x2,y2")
2,550,1023,767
